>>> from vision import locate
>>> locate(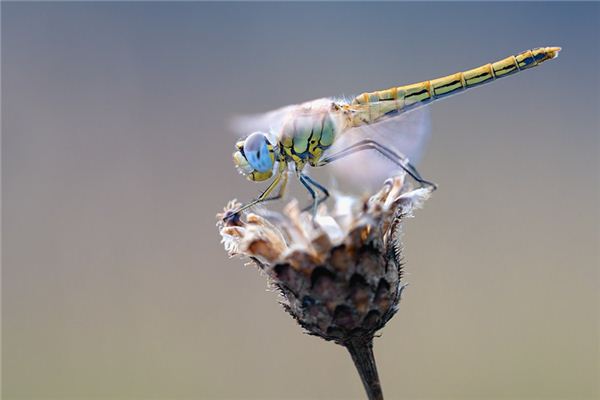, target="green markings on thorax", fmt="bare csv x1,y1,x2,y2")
281,114,336,164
